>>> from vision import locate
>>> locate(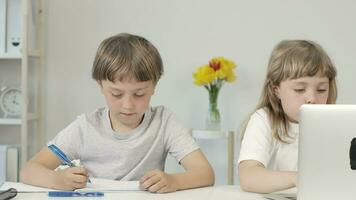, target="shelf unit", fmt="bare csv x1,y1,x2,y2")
0,0,44,167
